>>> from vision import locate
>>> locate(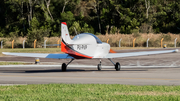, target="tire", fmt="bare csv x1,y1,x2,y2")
115,62,120,71
62,63,67,71
97,64,102,71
